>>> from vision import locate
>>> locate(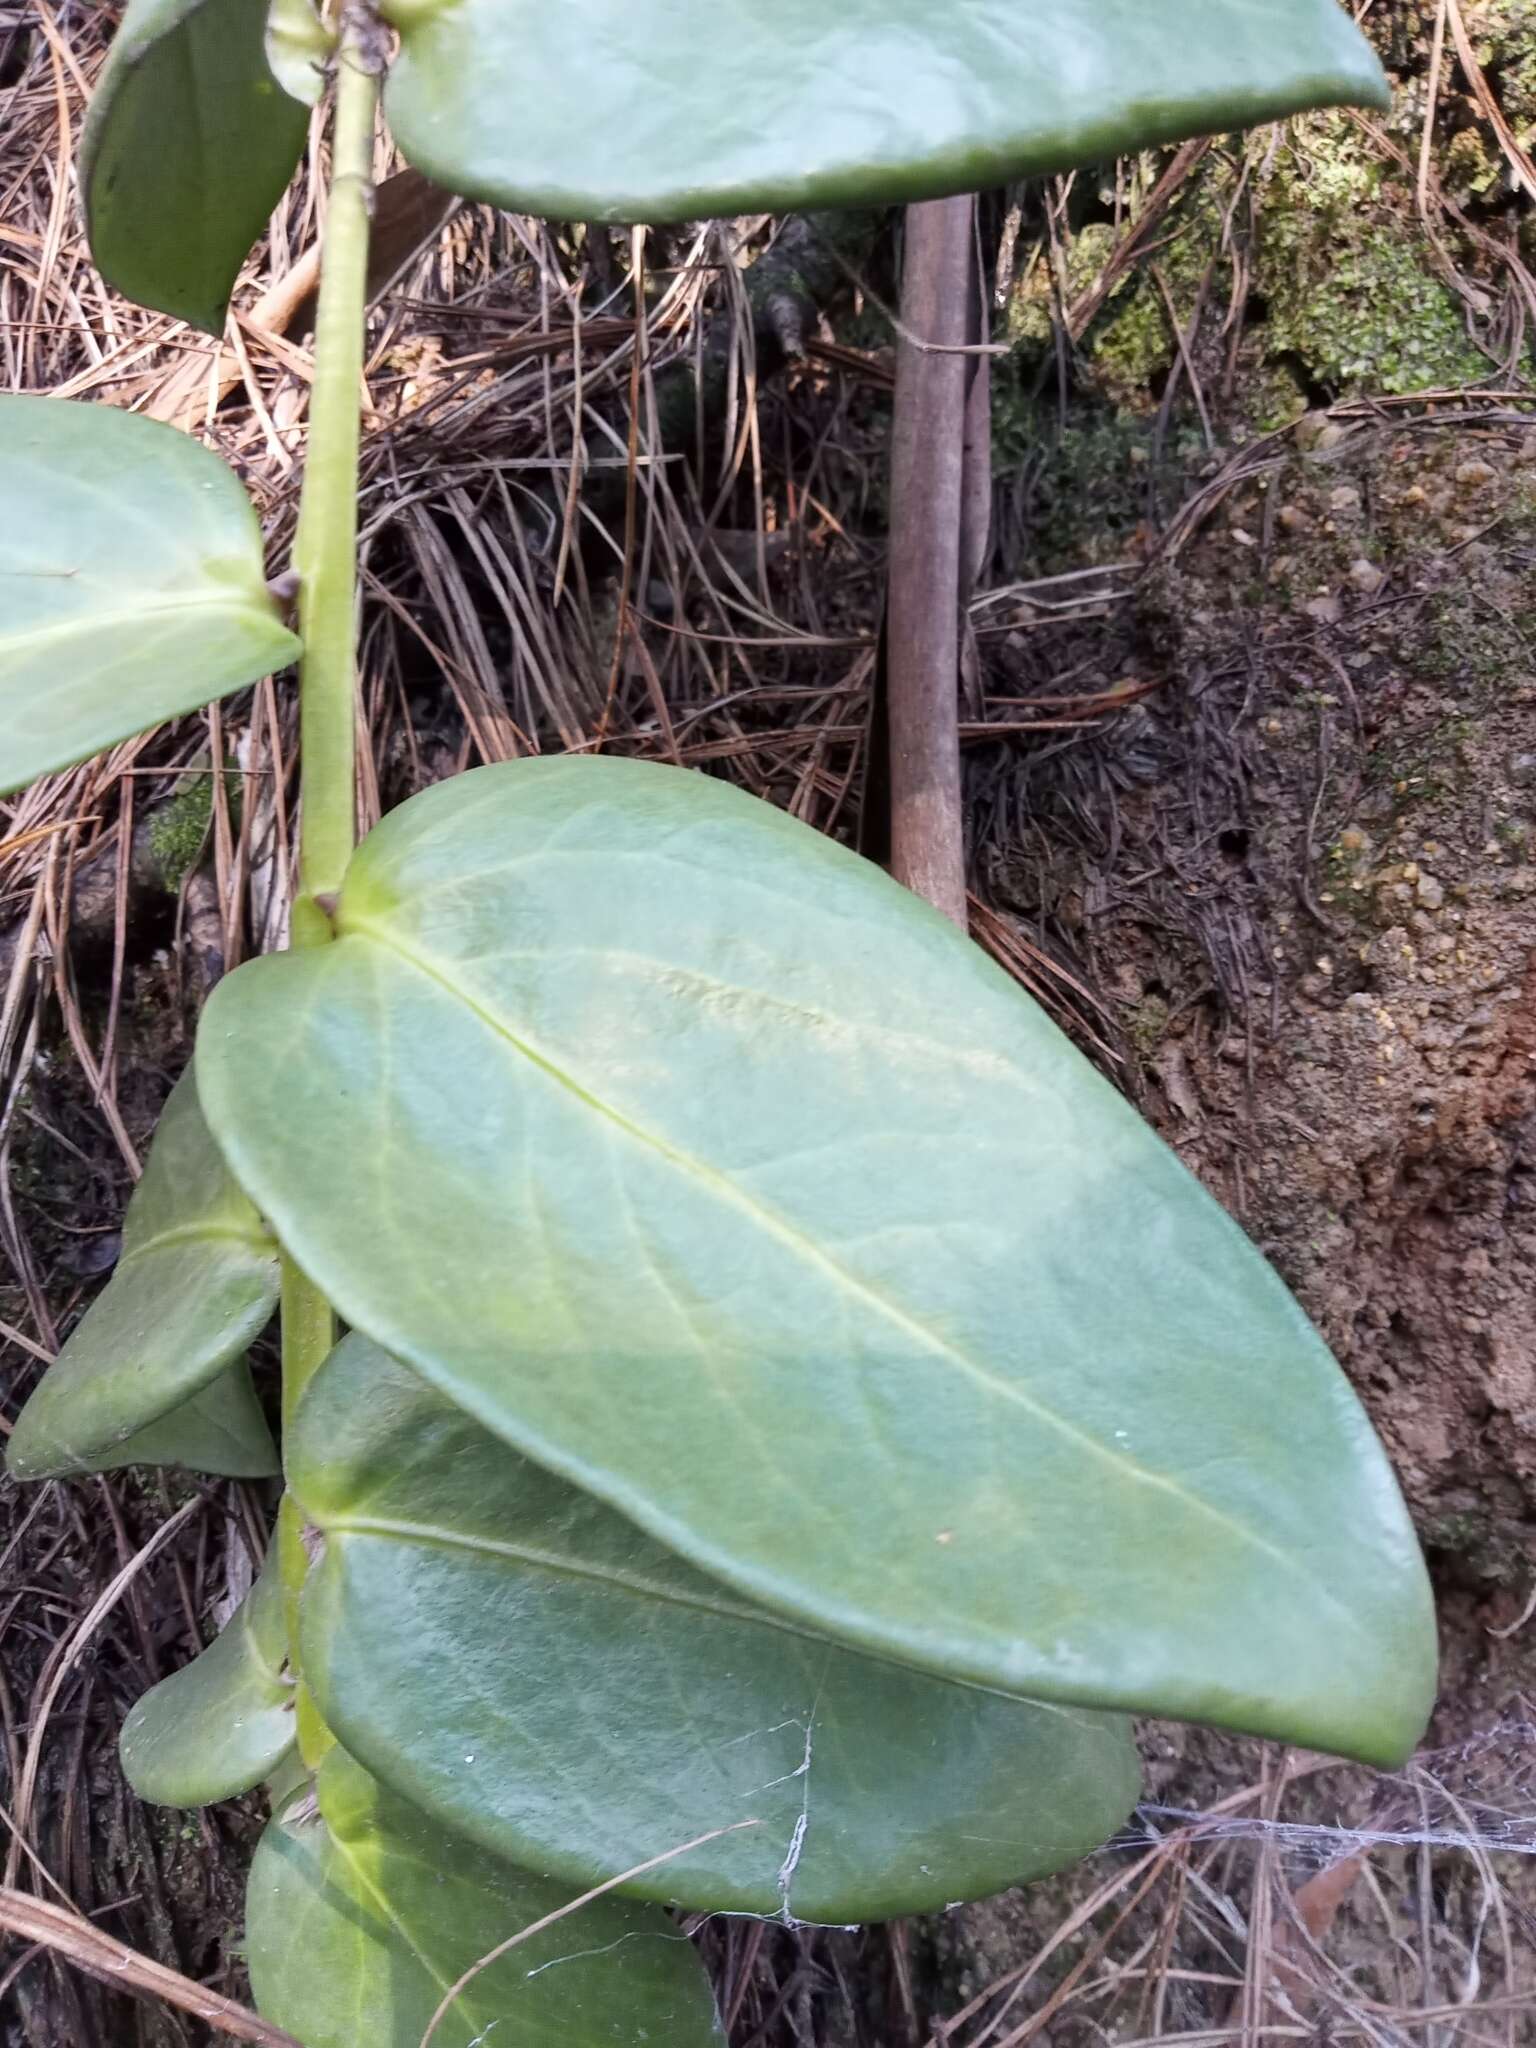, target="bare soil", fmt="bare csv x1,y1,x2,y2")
917,406,1536,2047
1042,415,1536,1601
